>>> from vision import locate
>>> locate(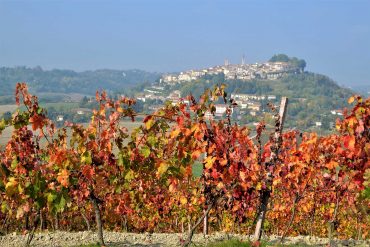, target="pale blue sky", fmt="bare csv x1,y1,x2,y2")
0,0,369,86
